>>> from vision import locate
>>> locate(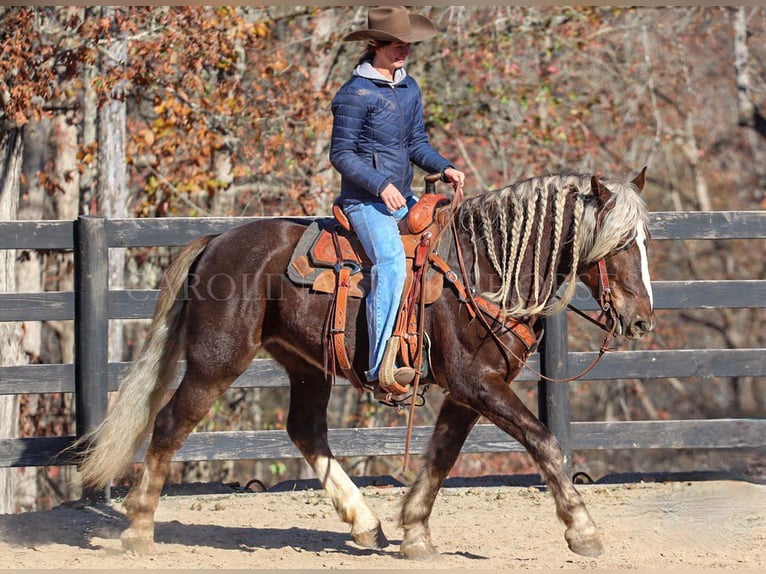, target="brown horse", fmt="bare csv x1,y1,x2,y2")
76,169,654,559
